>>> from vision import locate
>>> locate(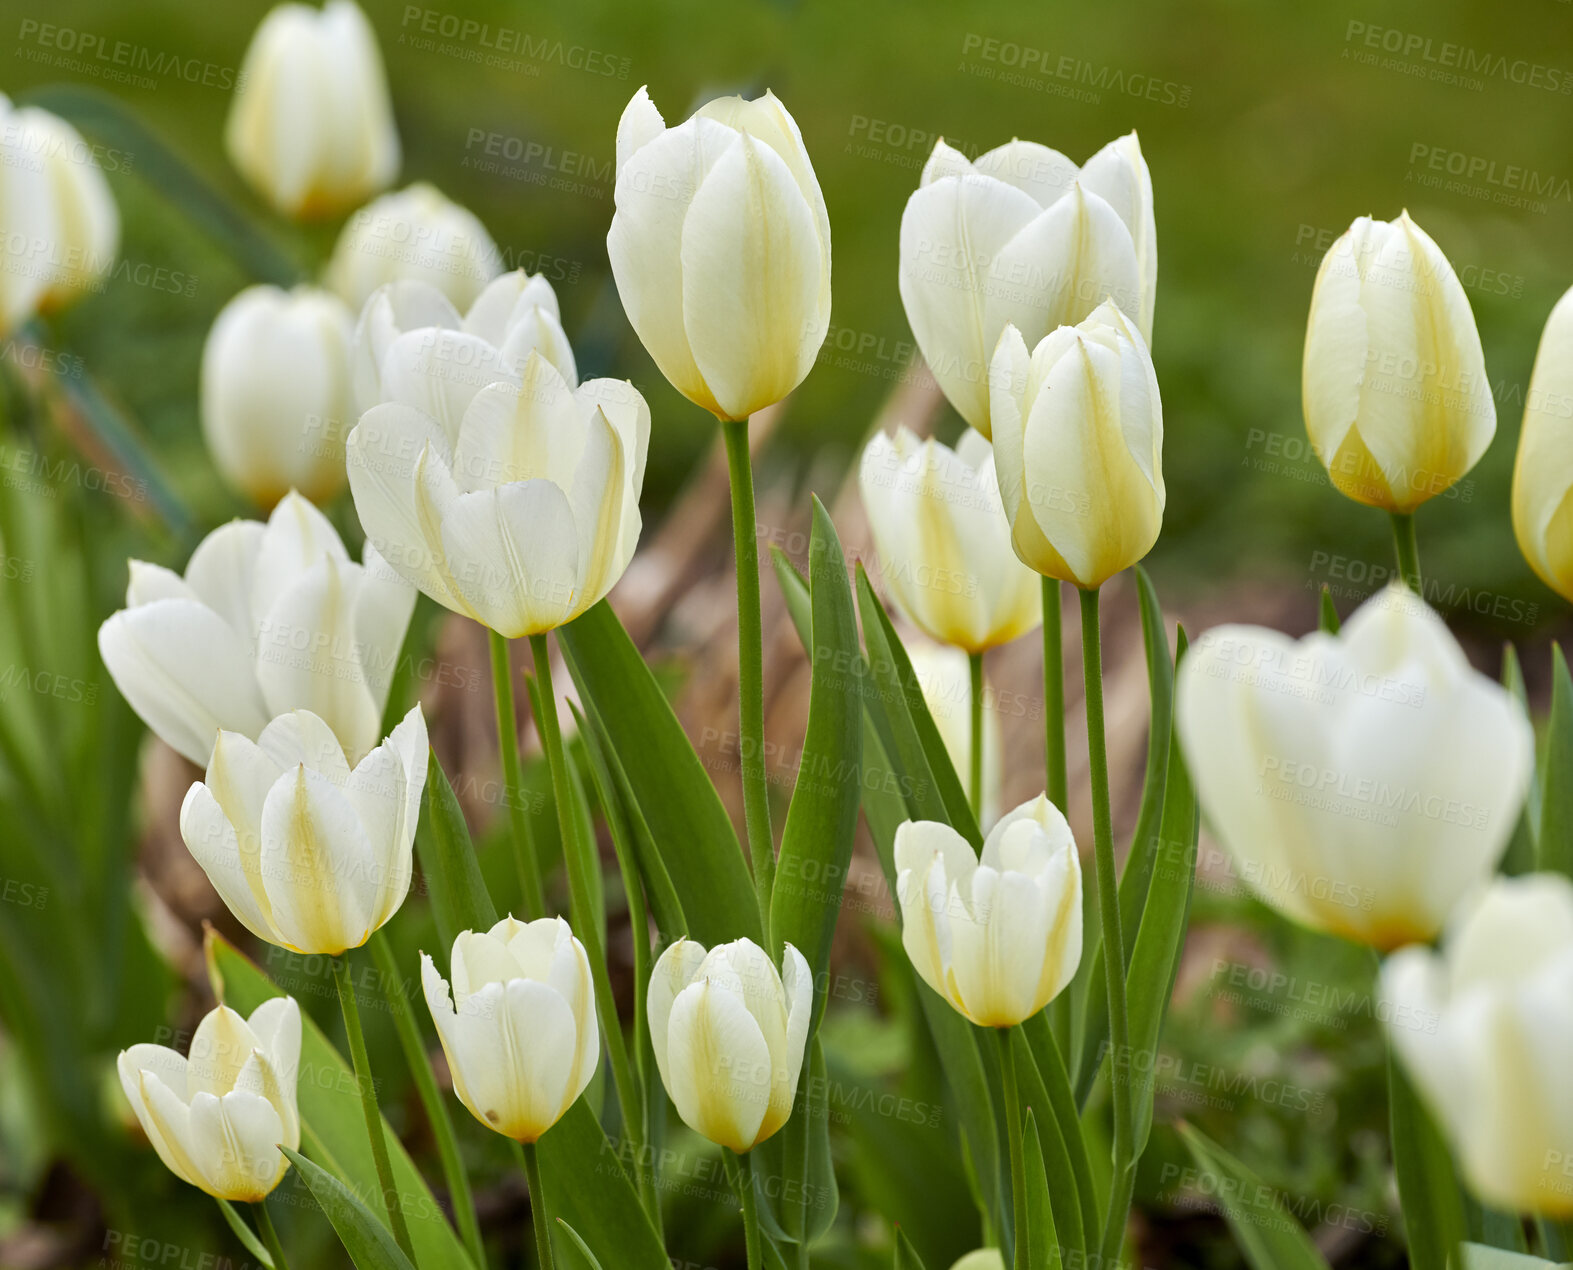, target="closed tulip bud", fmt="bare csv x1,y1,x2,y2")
201,285,355,506
648,937,811,1152
421,917,598,1143
1513,286,1573,602
899,133,1154,437
180,705,426,955
1178,584,1533,949
1381,873,1573,1215
226,0,399,219
950,1254,1006,1270
608,87,831,422
327,183,503,312
118,998,301,1201
908,641,1002,827
989,302,1164,589
98,491,415,767
859,427,1041,653
895,795,1081,1028
1303,212,1494,511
